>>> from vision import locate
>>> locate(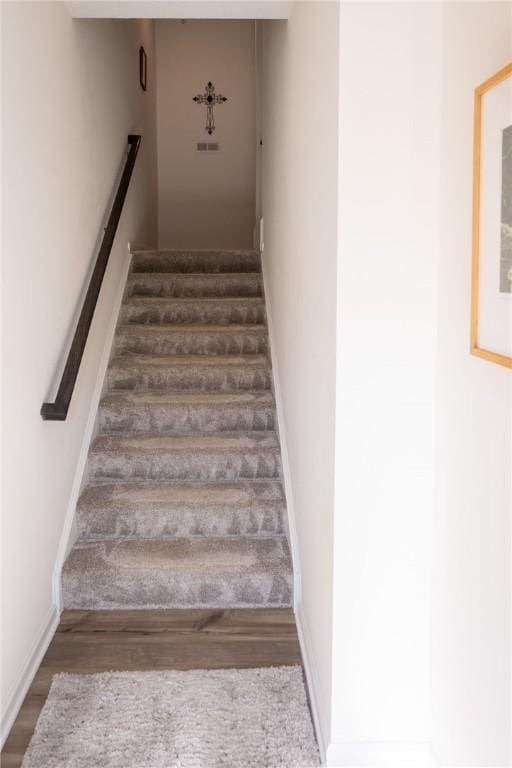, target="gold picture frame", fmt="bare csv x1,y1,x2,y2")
470,61,512,369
